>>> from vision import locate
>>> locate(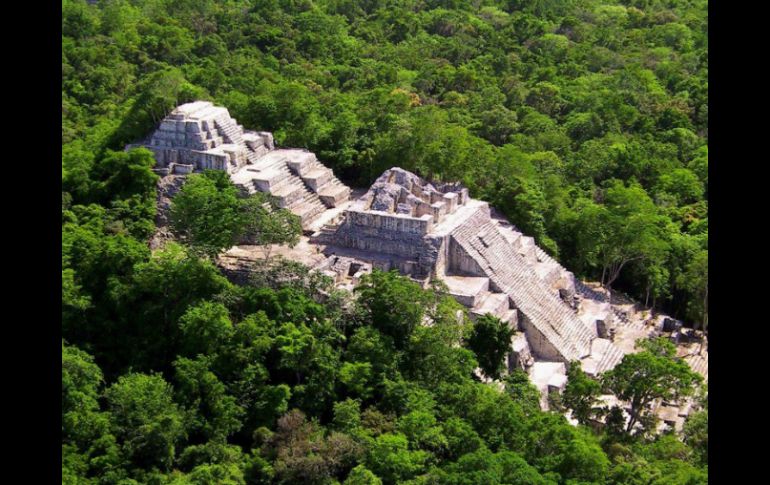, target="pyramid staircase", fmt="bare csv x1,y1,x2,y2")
451,218,626,373
284,153,351,208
